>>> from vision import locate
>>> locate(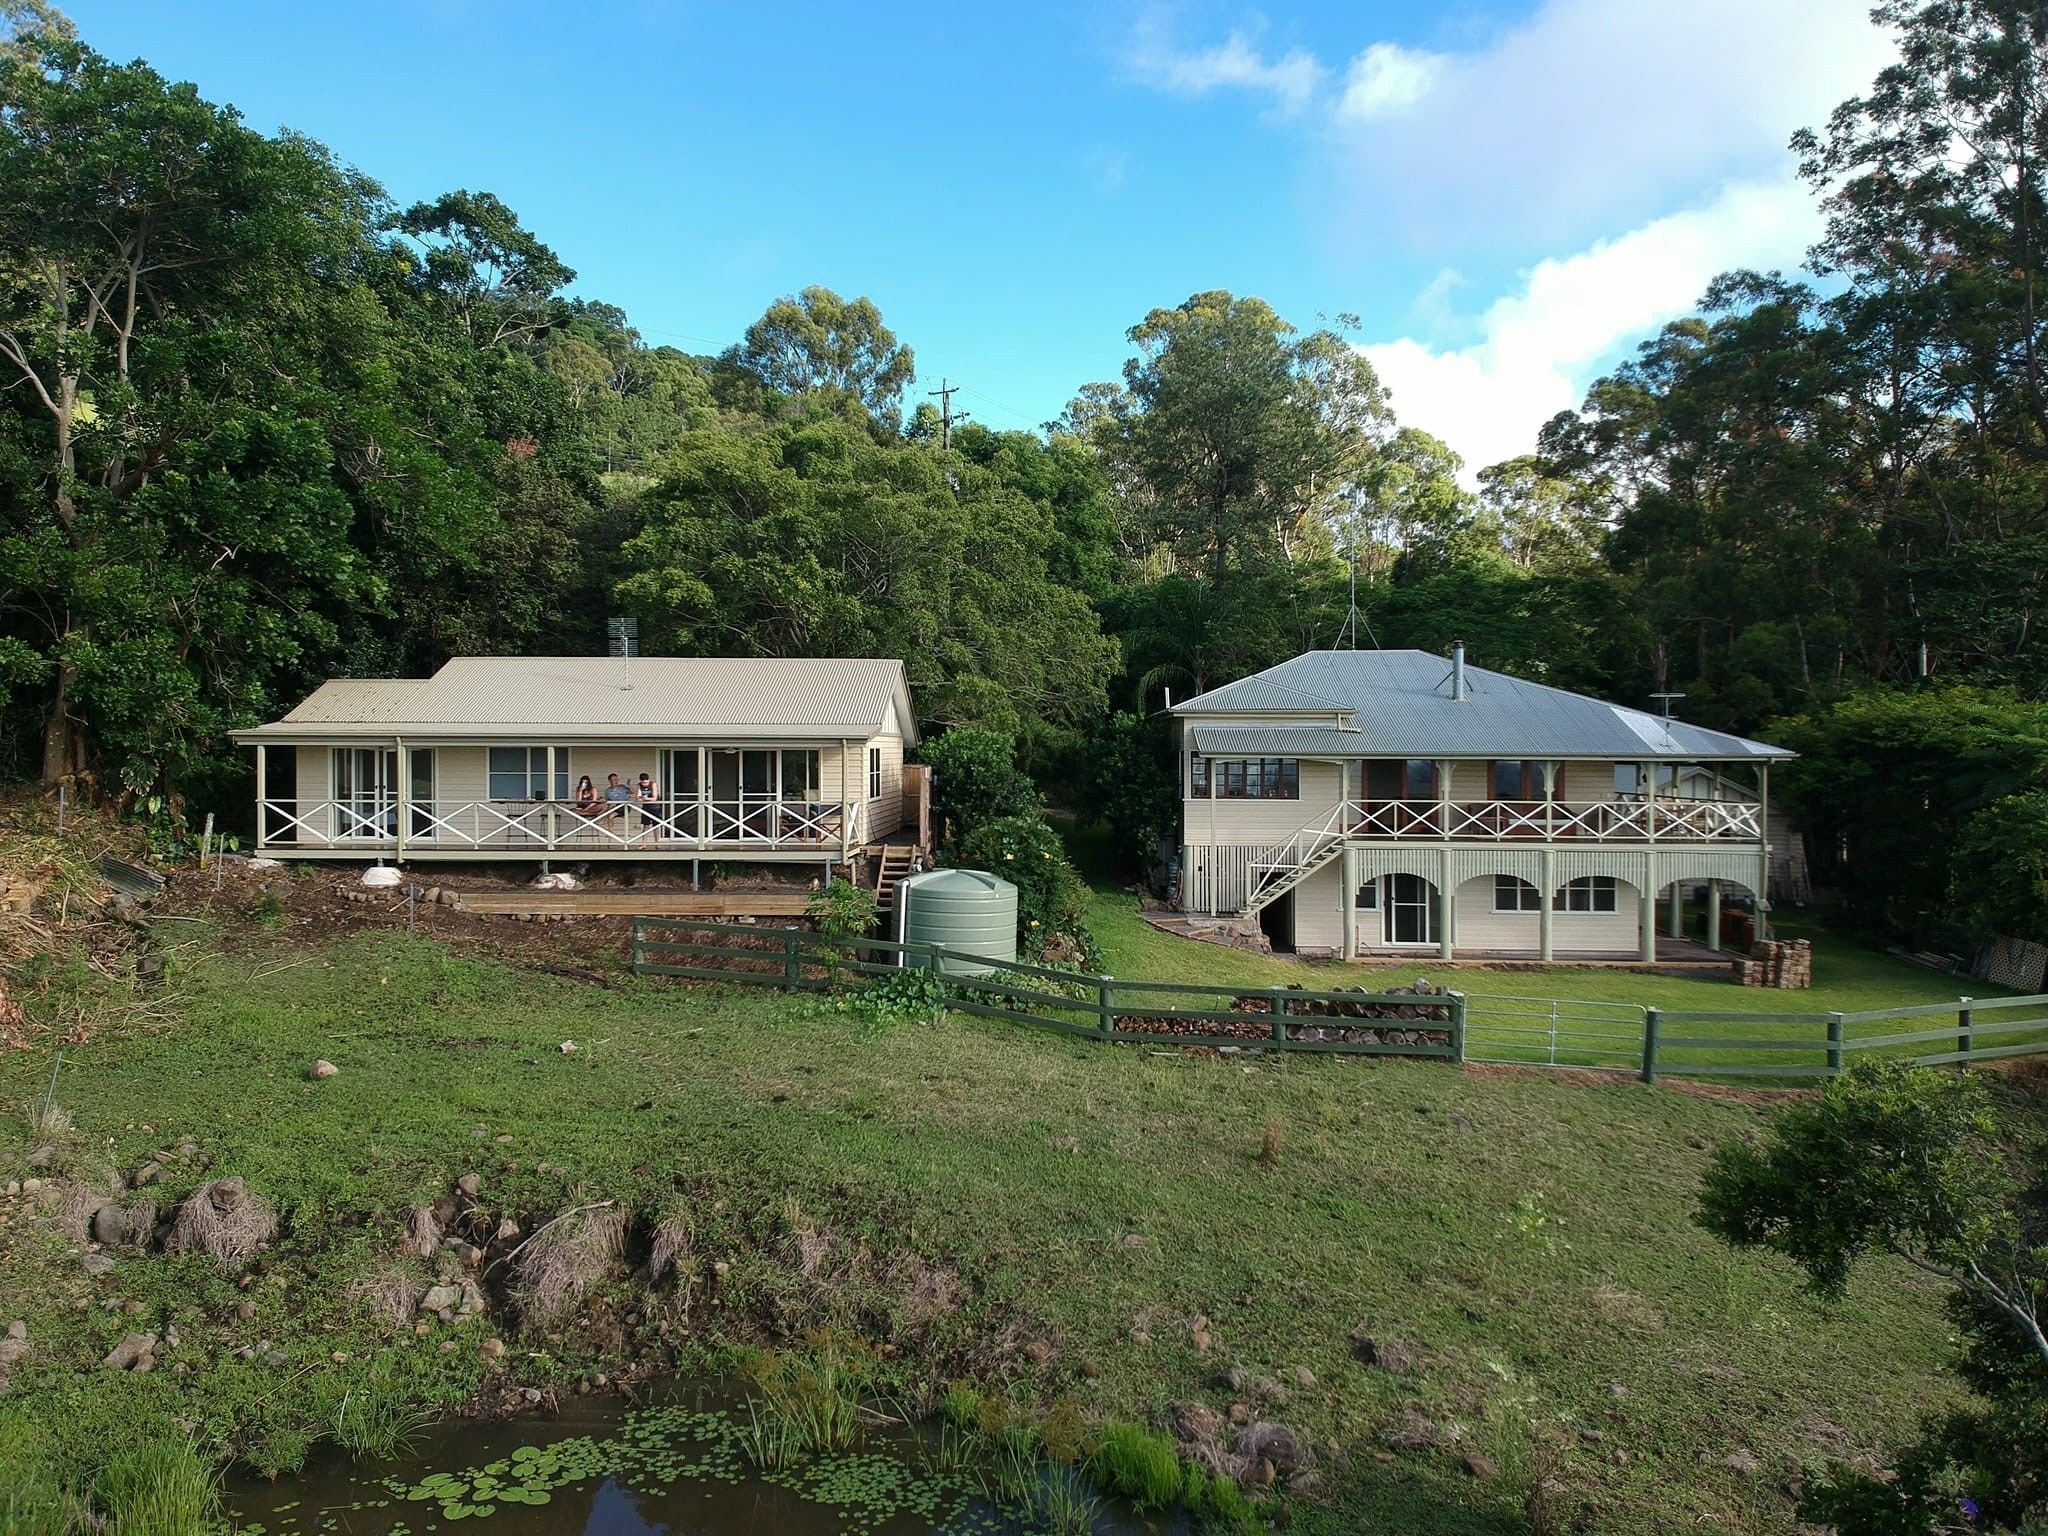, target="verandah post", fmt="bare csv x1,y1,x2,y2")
1825,1011,1845,1076
1640,1007,1661,1084
1096,974,1116,1040
1957,996,1974,1070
